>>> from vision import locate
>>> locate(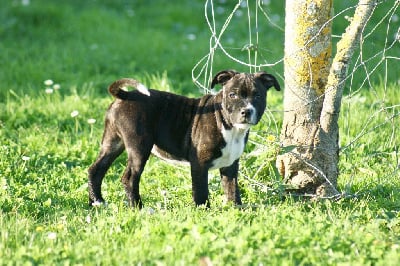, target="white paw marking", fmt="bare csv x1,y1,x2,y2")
92,200,107,207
